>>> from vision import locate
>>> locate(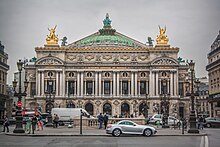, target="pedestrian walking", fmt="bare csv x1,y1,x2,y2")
198,116,203,129
53,114,59,128
37,115,43,130
2,116,9,132
26,117,32,134
103,113,109,129
97,113,103,129
31,115,38,134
